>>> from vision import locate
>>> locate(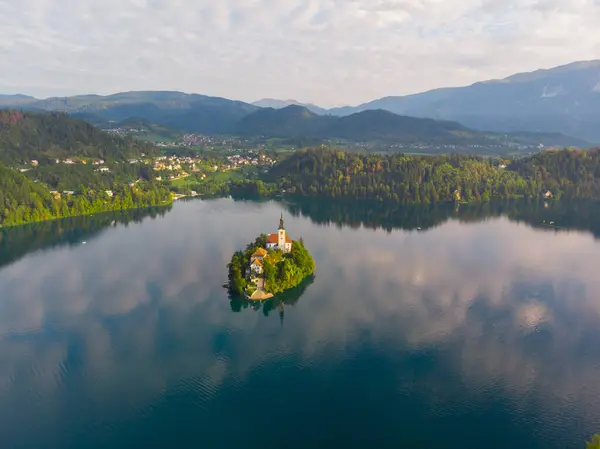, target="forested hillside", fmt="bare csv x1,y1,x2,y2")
509,148,600,199
0,110,157,163
0,162,171,226
268,148,600,204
